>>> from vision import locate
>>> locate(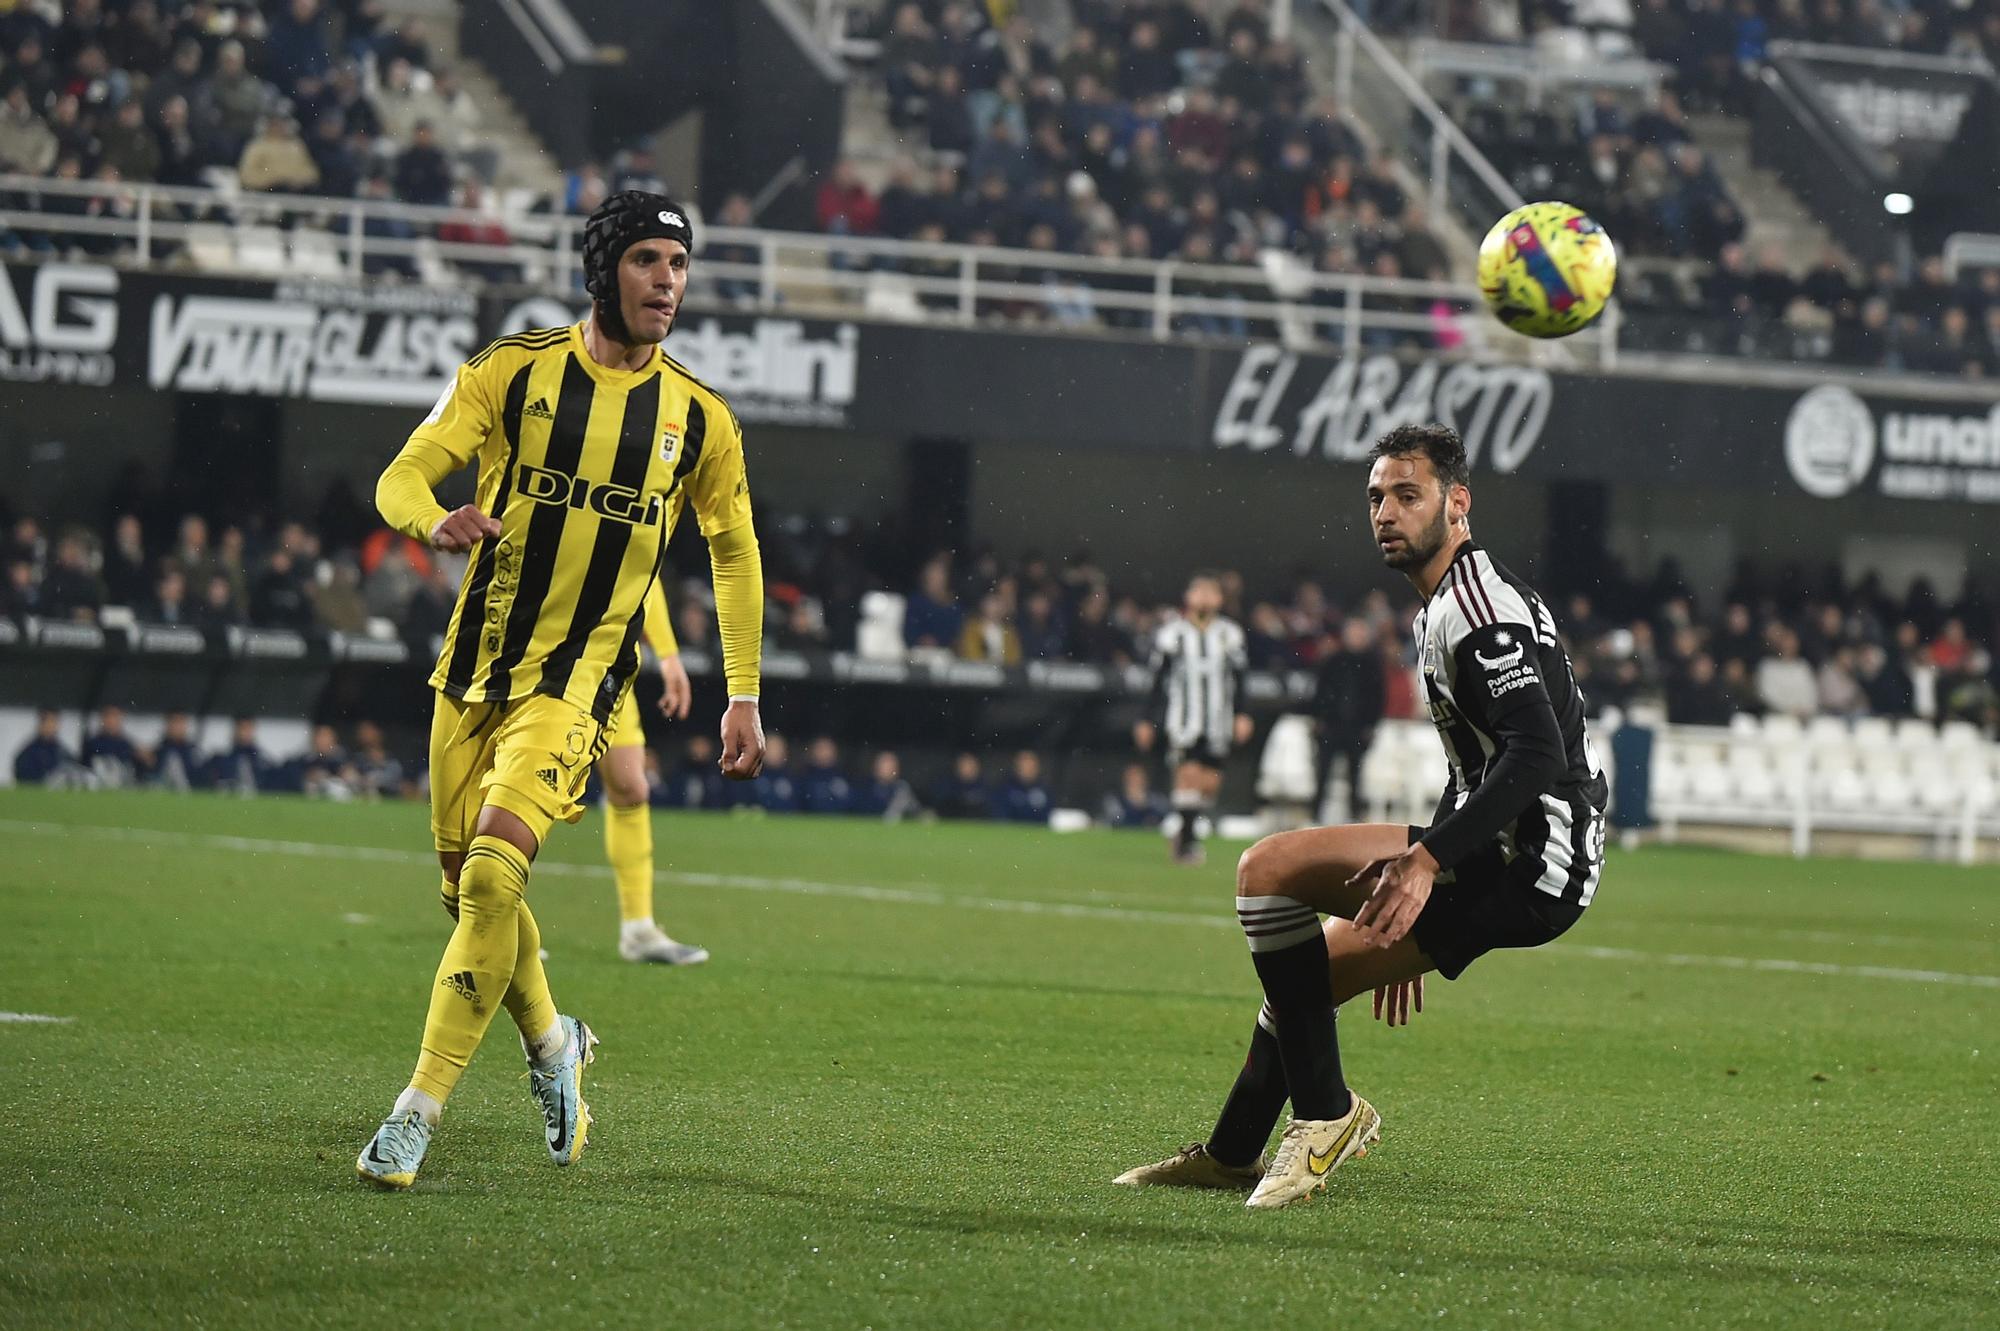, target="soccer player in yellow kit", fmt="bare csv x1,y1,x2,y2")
356,192,764,1188
599,579,710,965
